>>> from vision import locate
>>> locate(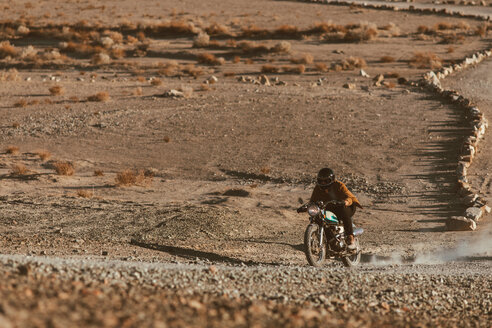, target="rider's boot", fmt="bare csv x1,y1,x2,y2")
346,234,356,250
